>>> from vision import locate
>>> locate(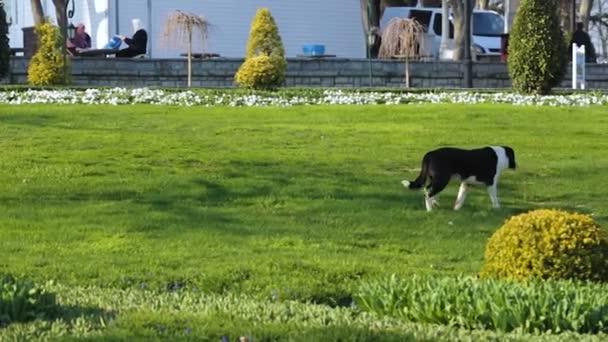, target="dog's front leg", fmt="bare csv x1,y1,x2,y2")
487,184,500,208
454,182,468,210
